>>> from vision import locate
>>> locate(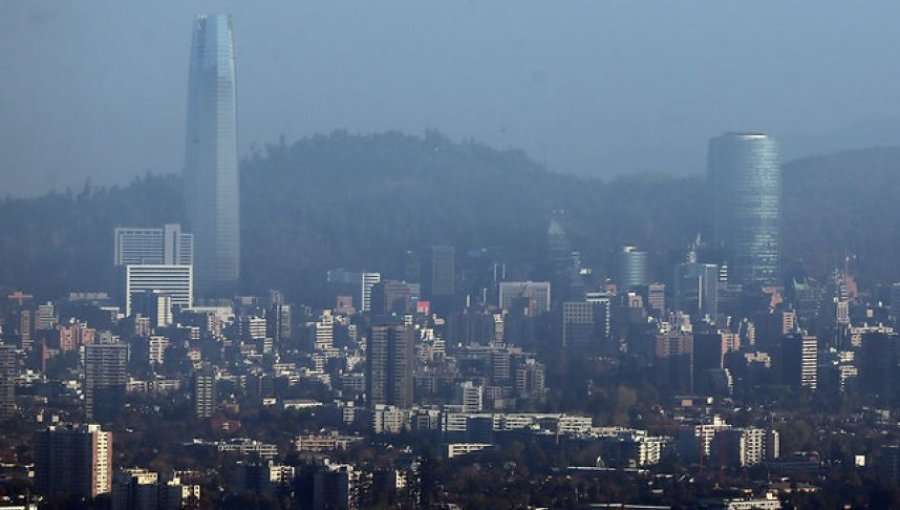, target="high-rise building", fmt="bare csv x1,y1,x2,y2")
674,262,719,321
455,381,484,413
85,343,128,423
130,290,174,329
184,14,240,294
693,333,726,393
193,367,216,419
114,224,193,266
499,281,551,315
0,345,15,418
360,272,382,313
655,332,694,393
370,280,412,315
267,303,292,344
515,359,546,398
423,246,455,299
124,265,193,317
366,323,415,408
562,301,594,352
707,133,781,288
34,423,113,498
617,246,649,291
35,301,57,331
314,310,335,352
780,334,818,390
